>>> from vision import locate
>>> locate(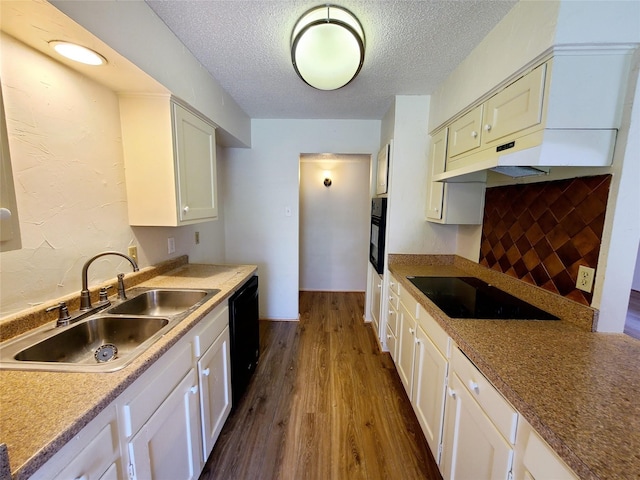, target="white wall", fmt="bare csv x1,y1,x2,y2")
223,119,380,320
386,96,458,255
0,34,225,317
299,155,370,292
